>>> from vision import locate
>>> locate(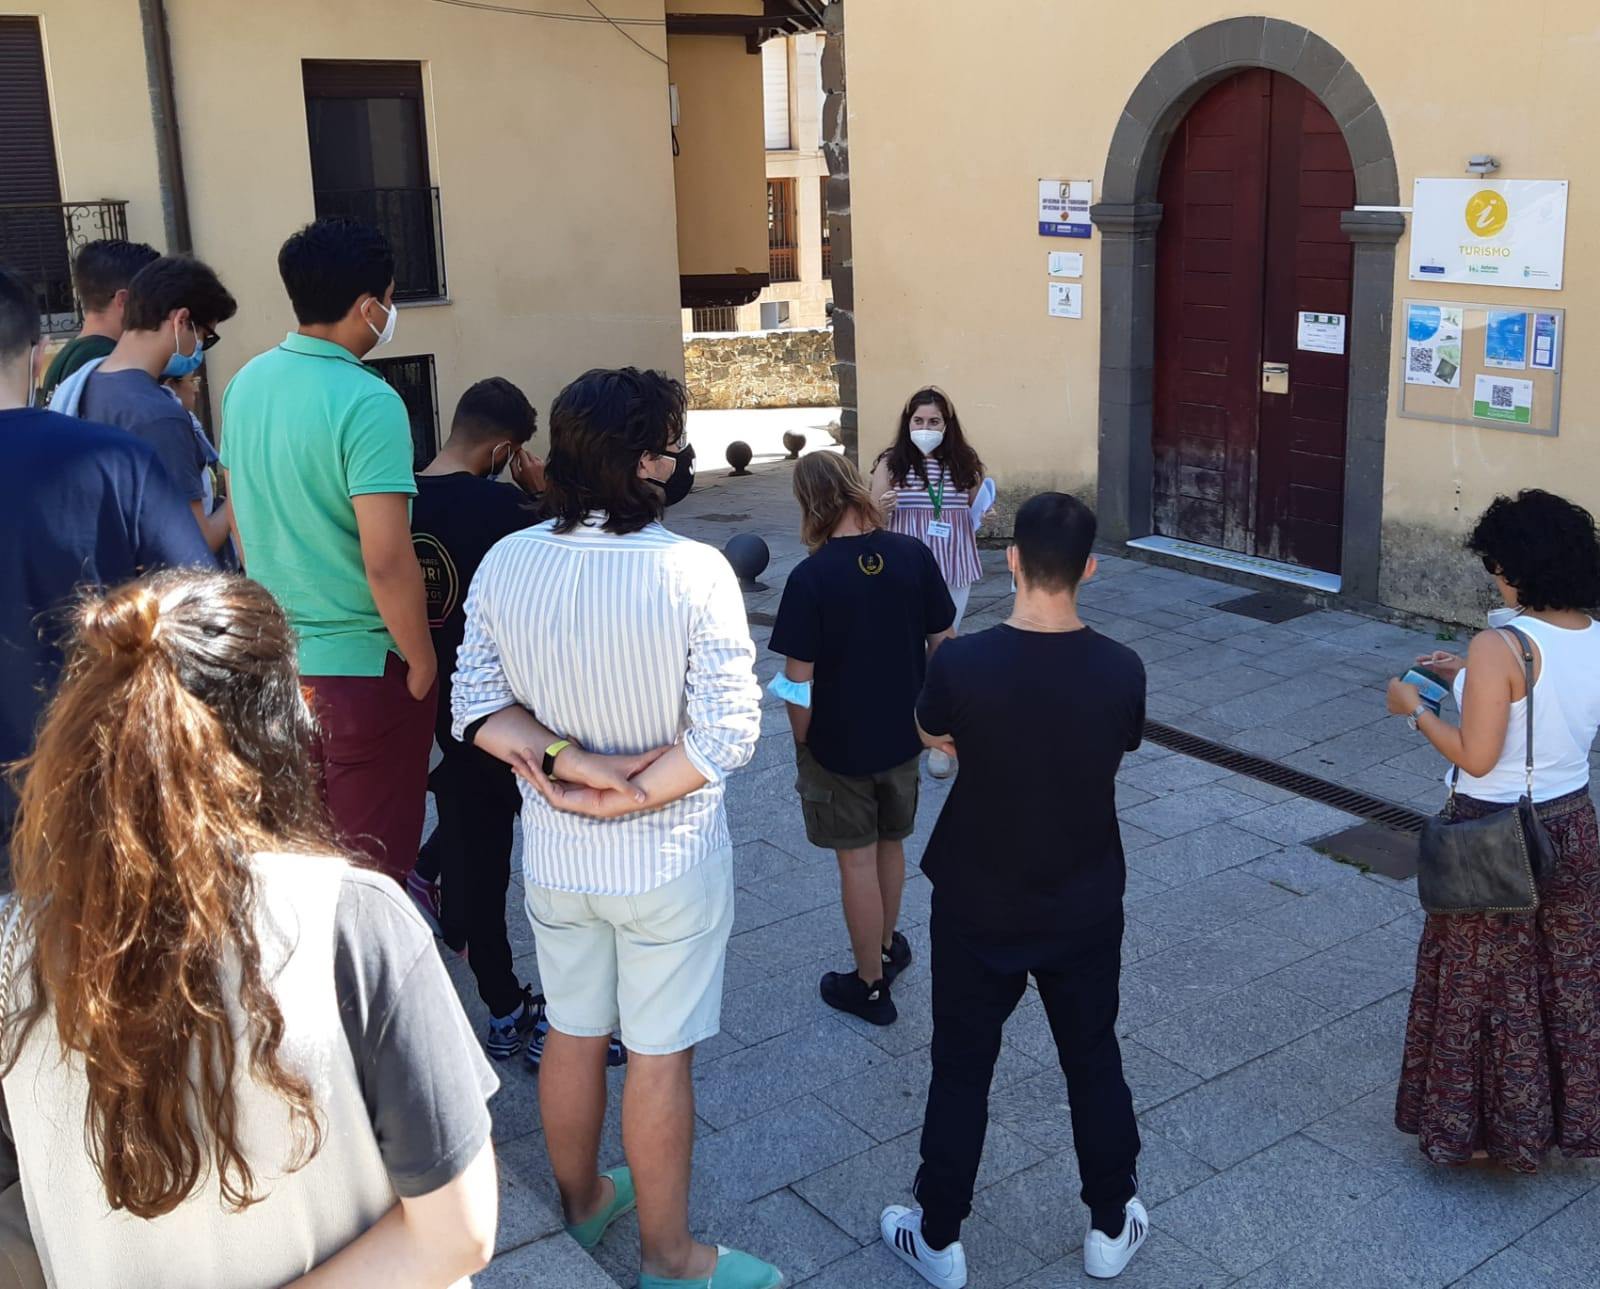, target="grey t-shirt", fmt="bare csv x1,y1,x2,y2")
333,867,500,1196
0,864,498,1202
80,368,207,503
